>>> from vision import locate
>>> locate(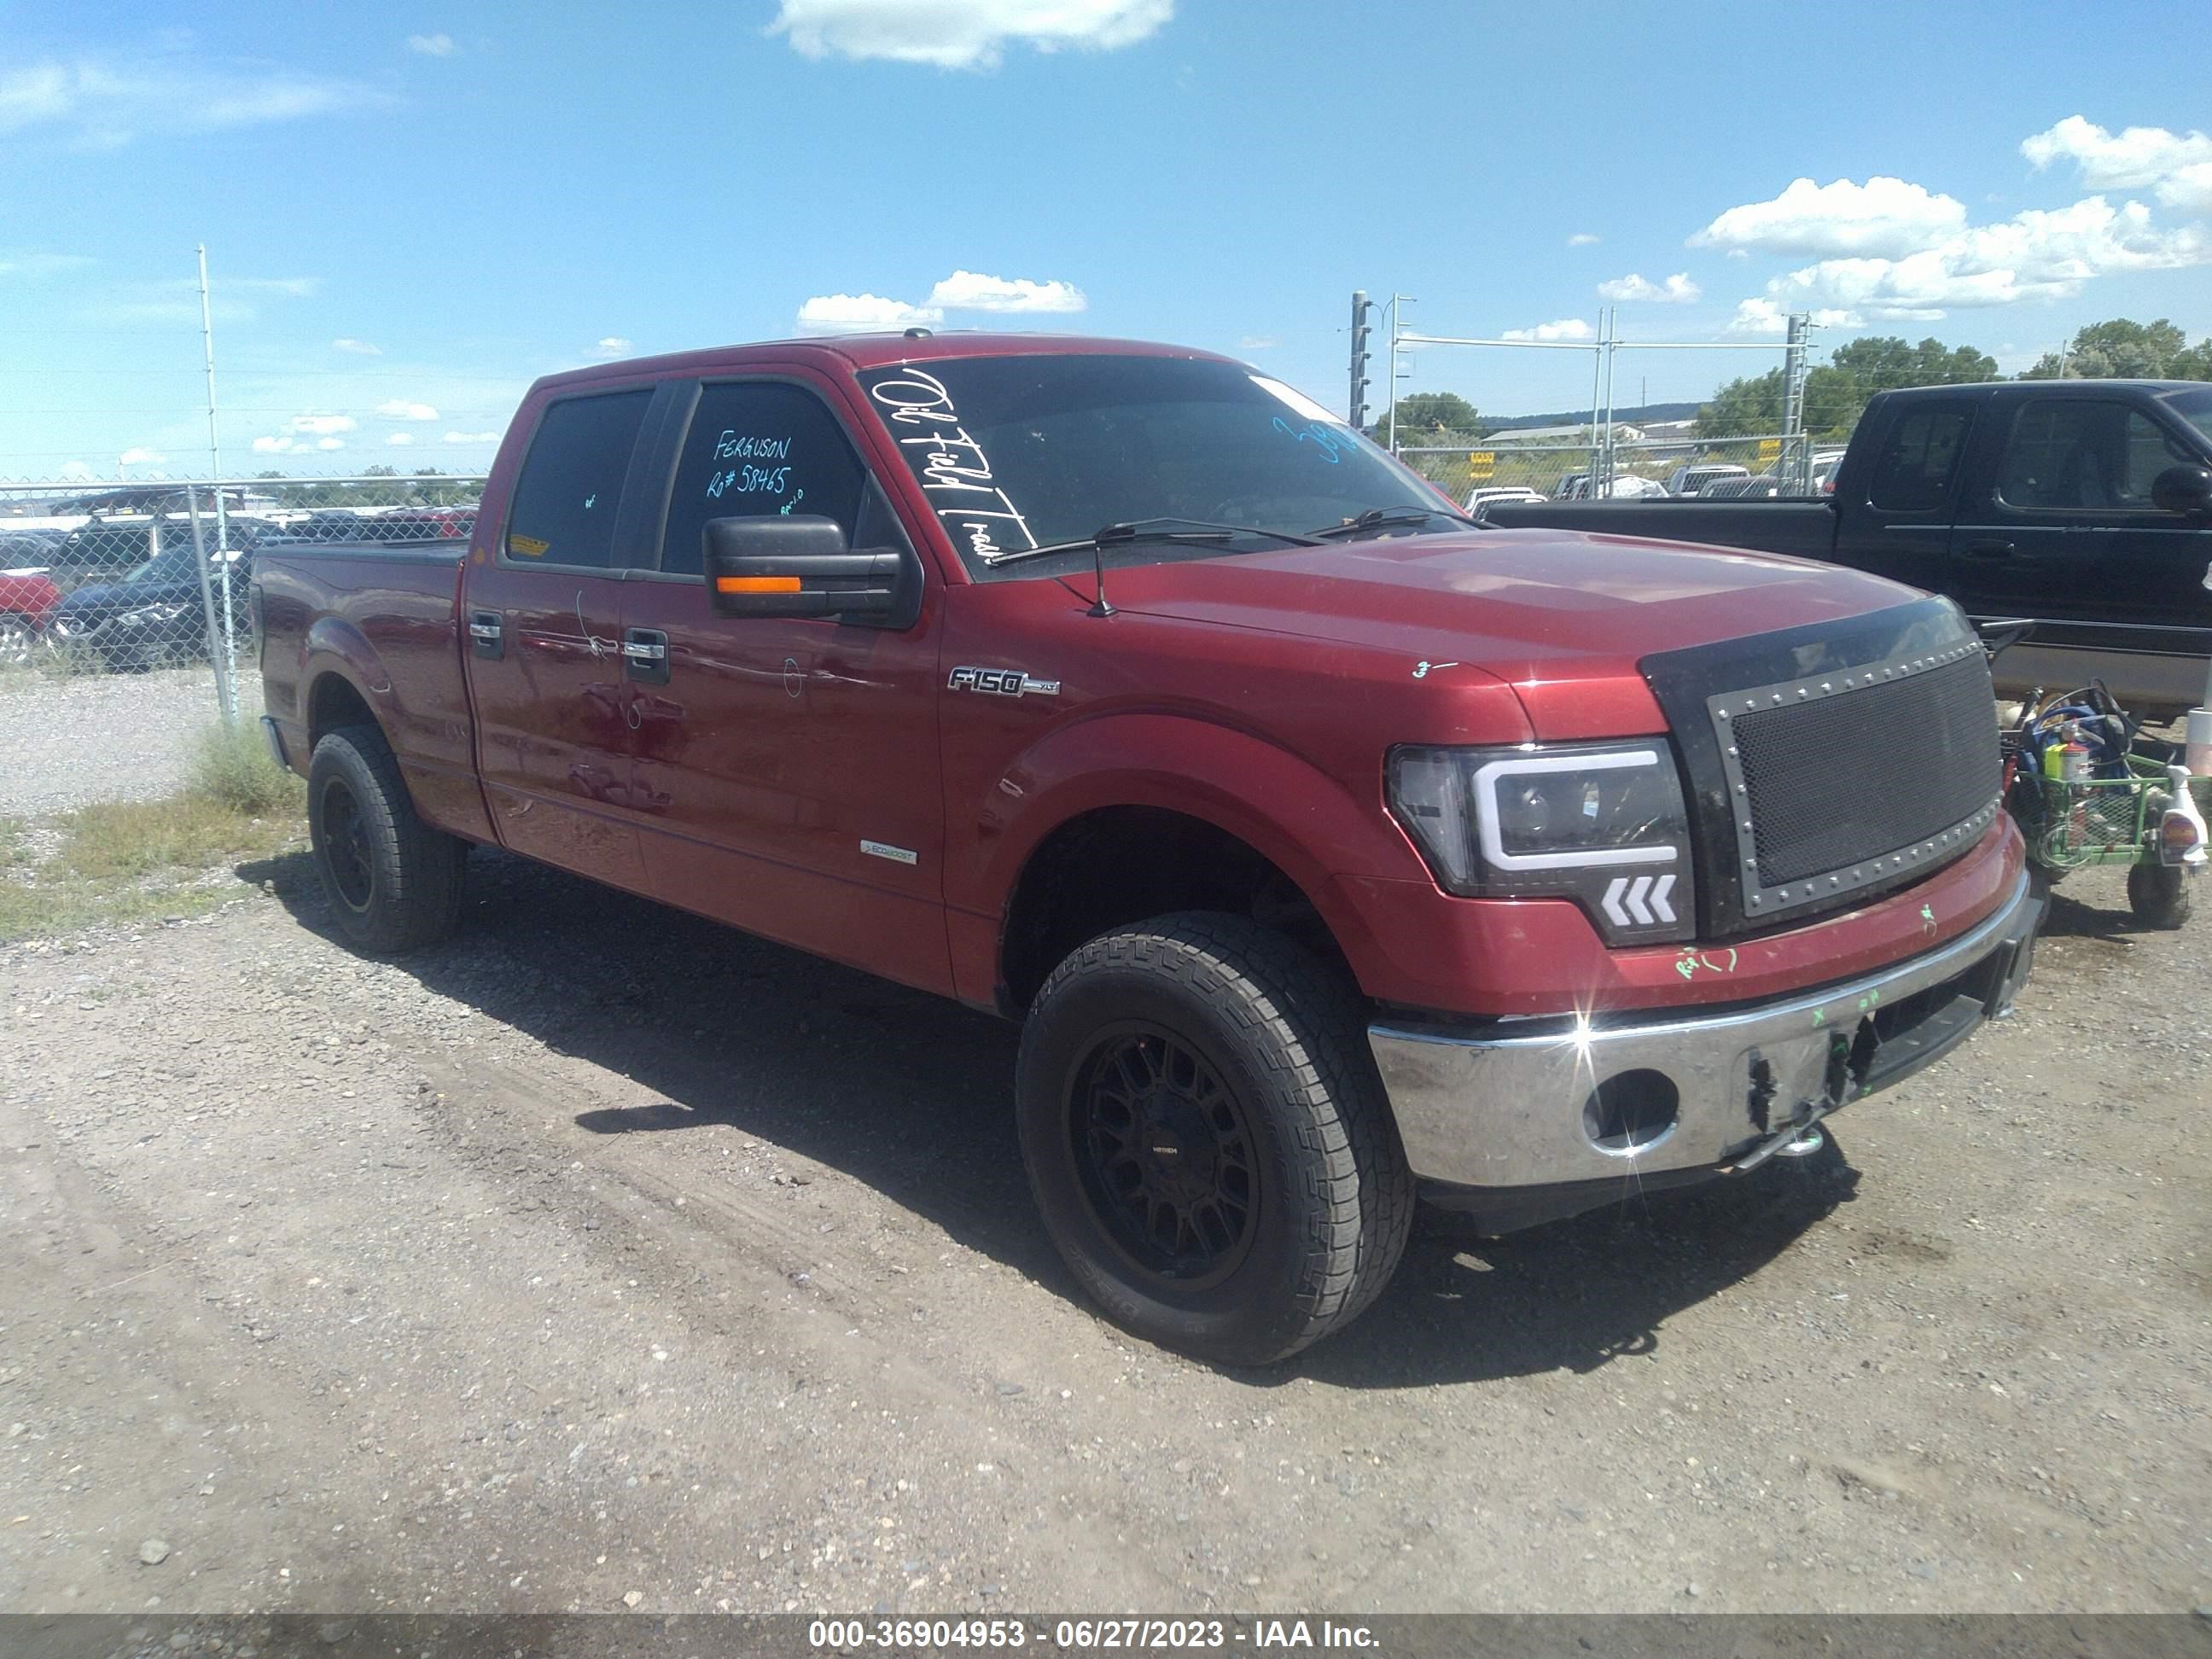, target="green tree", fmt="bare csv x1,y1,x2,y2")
2020,317,2212,380
1697,335,1998,441
1377,391,1486,442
